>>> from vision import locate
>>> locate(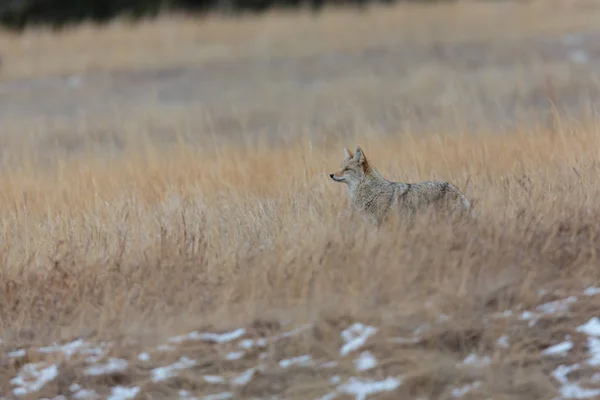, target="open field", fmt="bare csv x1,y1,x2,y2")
3,1,600,399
